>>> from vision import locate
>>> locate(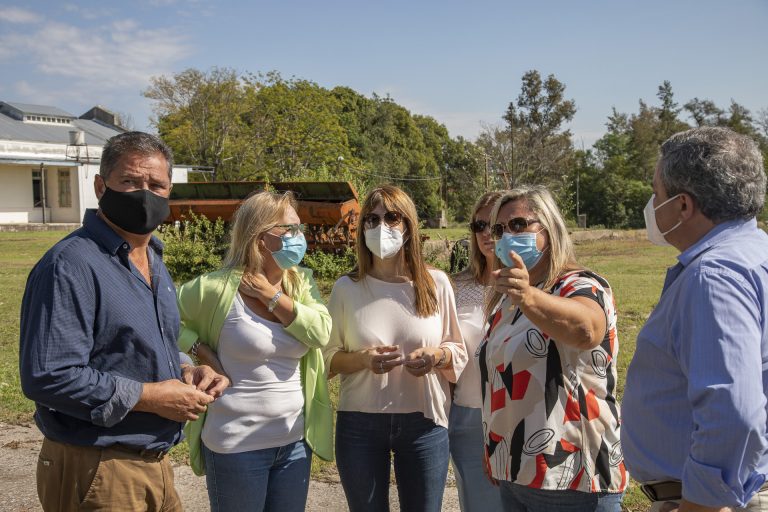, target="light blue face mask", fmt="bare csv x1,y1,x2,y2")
494,232,544,269
271,232,307,269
